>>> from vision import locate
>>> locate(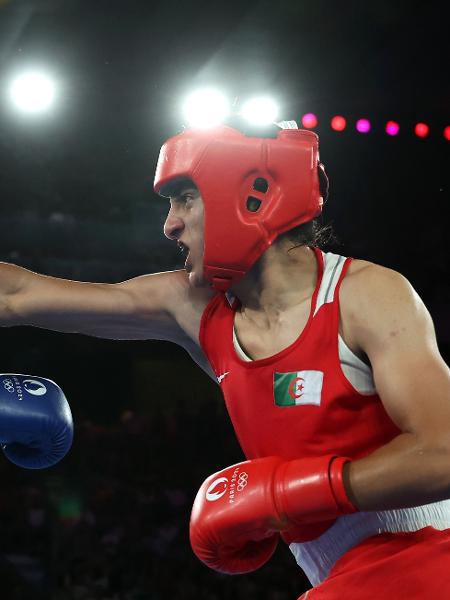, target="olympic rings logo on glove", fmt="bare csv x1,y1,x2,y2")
3,379,15,393
237,472,248,492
